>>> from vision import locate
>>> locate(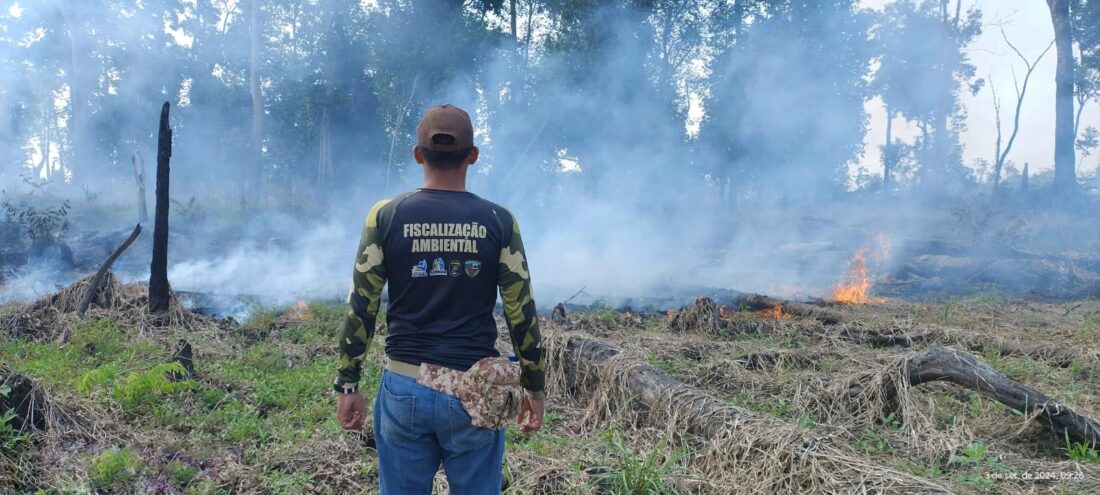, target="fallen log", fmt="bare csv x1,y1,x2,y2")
841,326,1082,367
77,224,142,316
555,331,744,439
564,313,1100,446
732,293,849,325
548,329,947,492
851,344,1100,445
